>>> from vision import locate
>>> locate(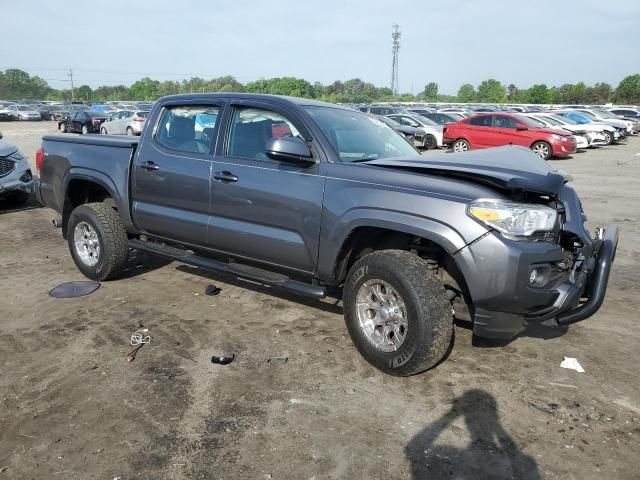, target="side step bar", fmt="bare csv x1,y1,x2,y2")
128,238,327,299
